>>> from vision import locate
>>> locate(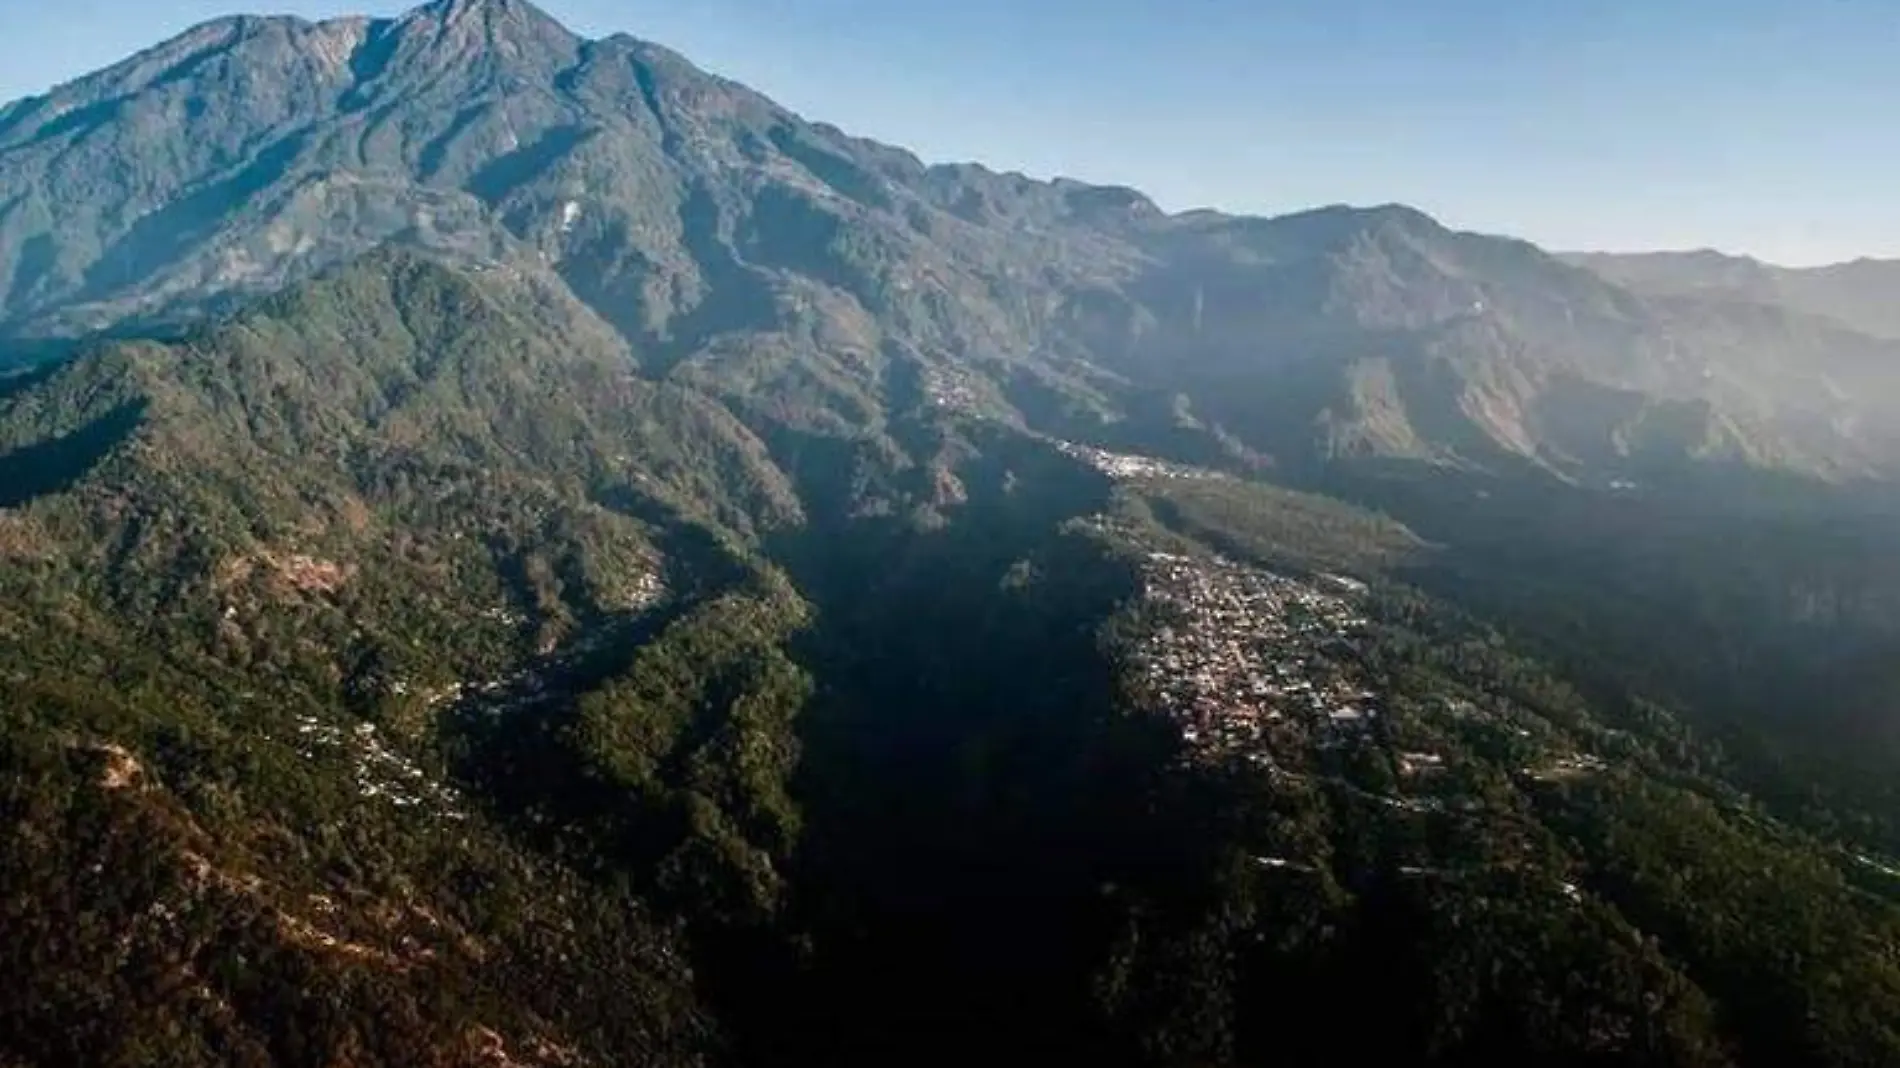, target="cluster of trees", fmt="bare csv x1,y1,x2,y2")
0,621,721,1067
11,250,1900,1066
